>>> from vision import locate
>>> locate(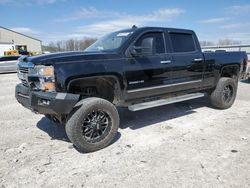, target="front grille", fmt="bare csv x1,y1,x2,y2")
19,67,29,74
17,61,34,87
20,79,29,87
